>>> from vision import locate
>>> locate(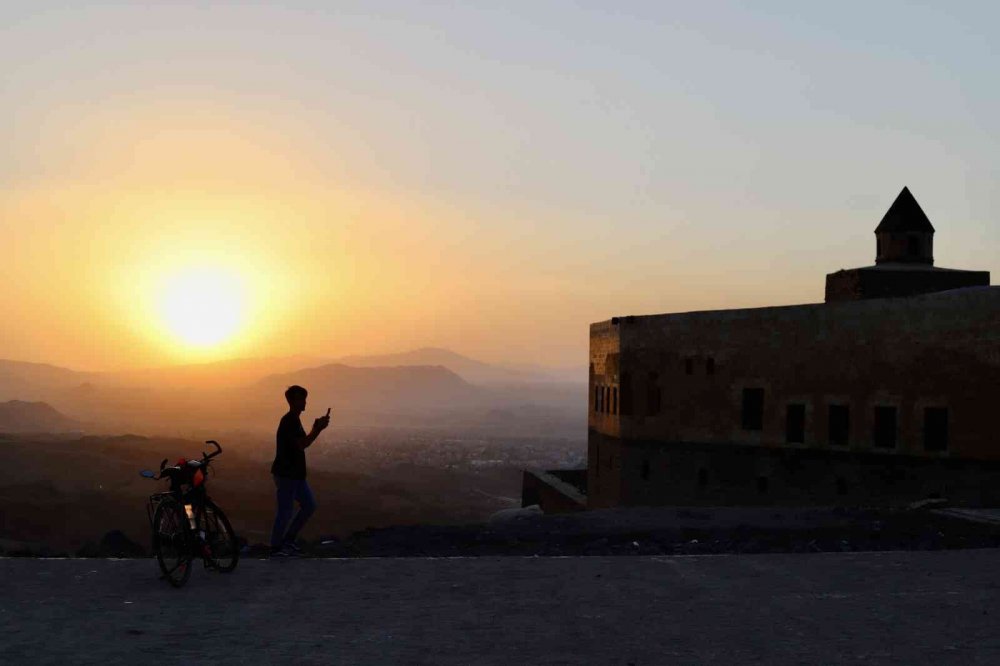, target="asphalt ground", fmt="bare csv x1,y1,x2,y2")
2,550,1000,665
